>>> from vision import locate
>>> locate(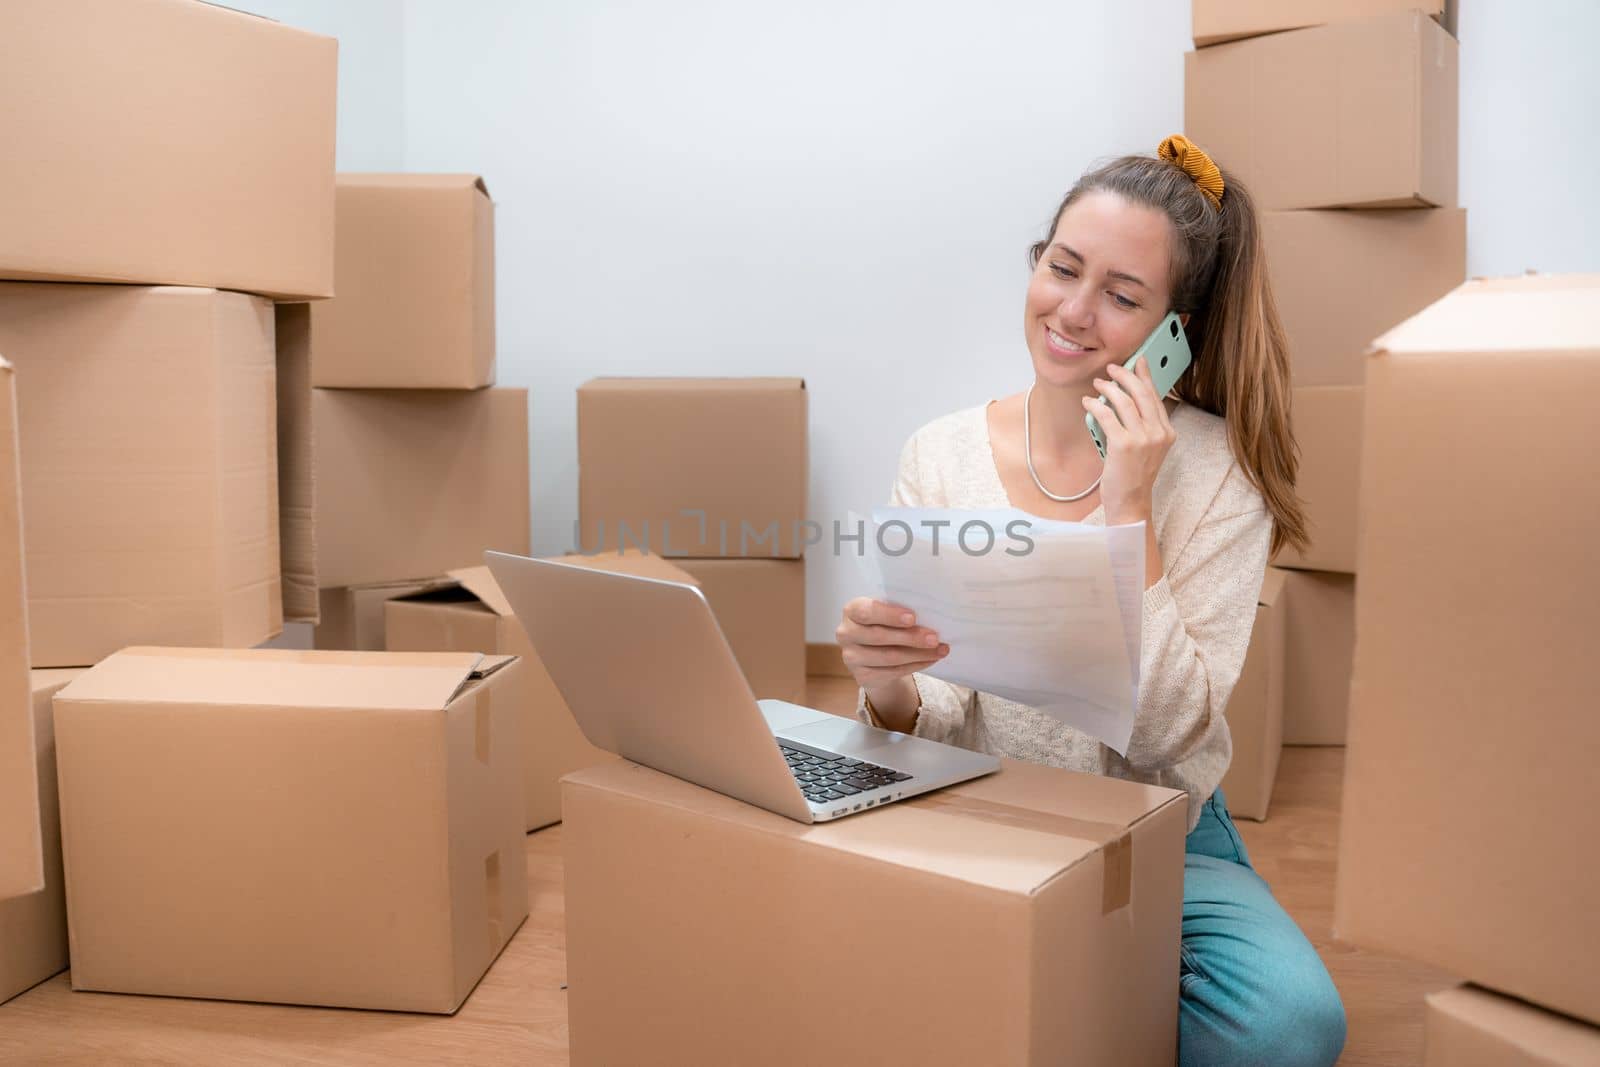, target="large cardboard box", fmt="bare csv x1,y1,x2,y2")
0,670,83,1005
1185,11,1457,210
1335,276,1600,1025
312,387,530,588
0,359,42,897
275,304,319,623
1425,986,1600,1067
1220,567,1286,819
1273,386,1362,574
1281,570,1355,745
563,758,1188,1065
0,284,282,667
0,0,335,300
1266,208,1467,387
578,378,808,558
55,648,528,1014
314,579,455,652
1192,0,1450,48
311,176,495,389
672,558,806,704
385,552,692,830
